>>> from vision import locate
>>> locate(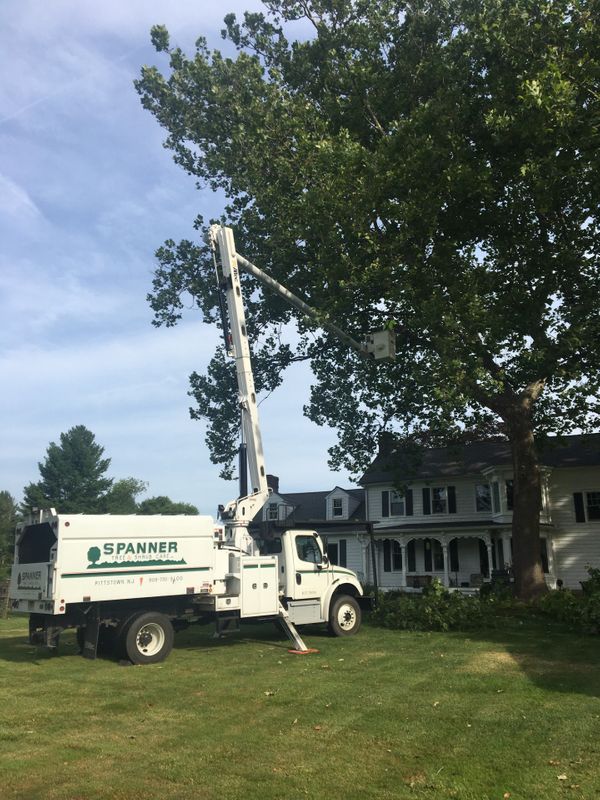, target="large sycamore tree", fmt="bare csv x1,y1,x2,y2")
136,0,600,599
